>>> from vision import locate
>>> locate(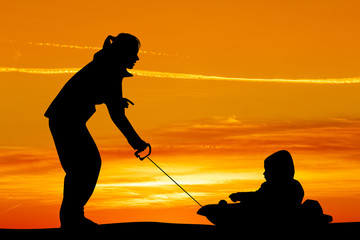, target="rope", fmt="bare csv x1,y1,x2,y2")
146,156,203,208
